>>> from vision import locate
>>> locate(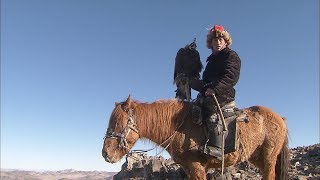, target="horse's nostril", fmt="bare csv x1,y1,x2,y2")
102,151,112,163
102,151,107,158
